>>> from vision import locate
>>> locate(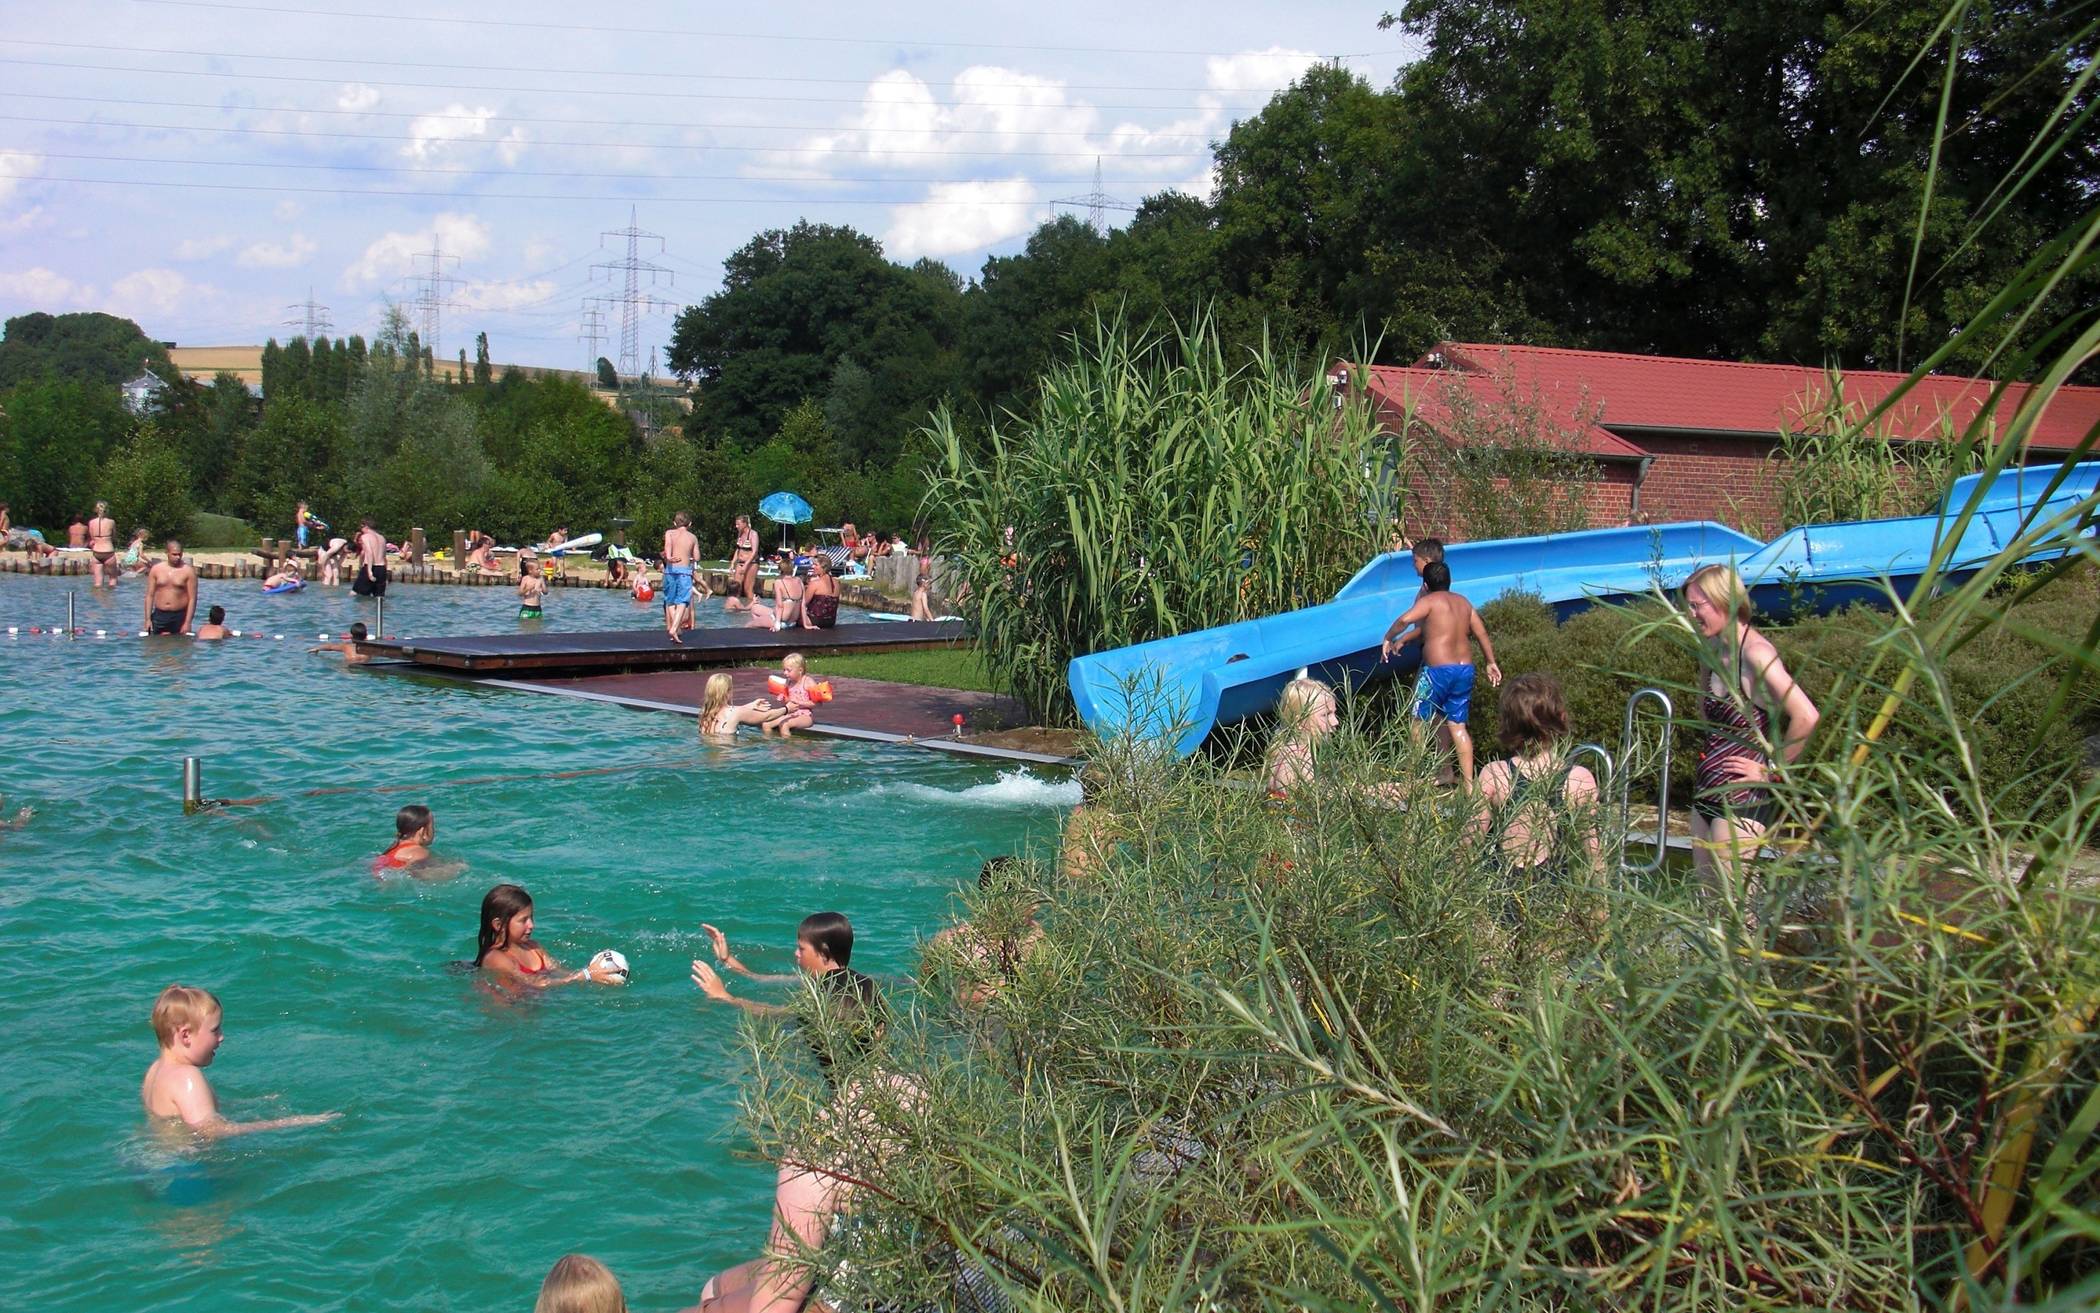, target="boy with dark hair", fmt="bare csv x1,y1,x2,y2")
1380,561,1502,787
